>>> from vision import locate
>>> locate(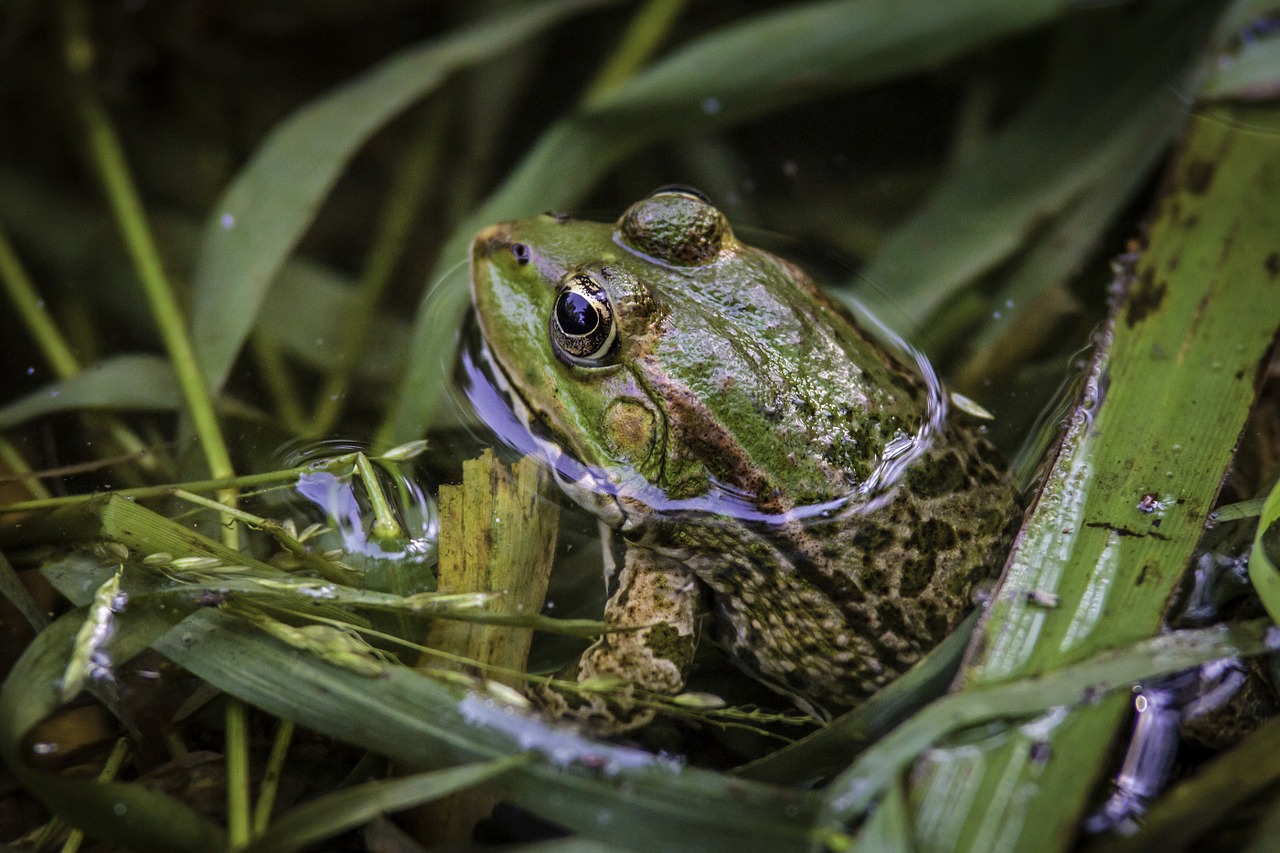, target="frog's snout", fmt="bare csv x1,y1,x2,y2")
471,223,511,263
